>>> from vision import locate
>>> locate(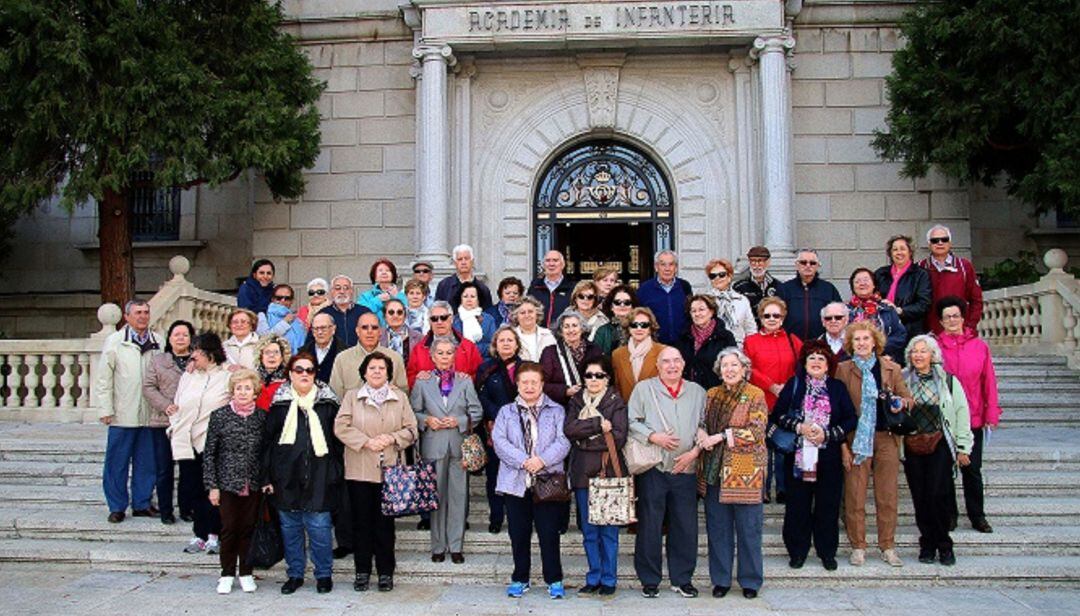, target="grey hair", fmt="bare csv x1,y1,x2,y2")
904,334,943,366
926,224,952,243
820,301,850,319
511,296,545,325
554,310,591,339
124,299,150,315
451,244,474,260
307,277,329,291
330,274,353,287
712,346,752,380
796,248,819,260
429,300,453,315
430,335,458,357
654,249,678,264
